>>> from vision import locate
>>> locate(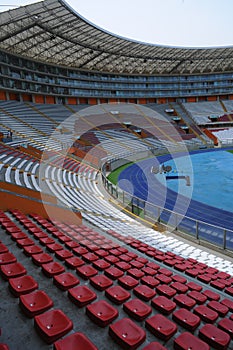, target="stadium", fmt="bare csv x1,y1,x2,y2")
0,0,233,349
